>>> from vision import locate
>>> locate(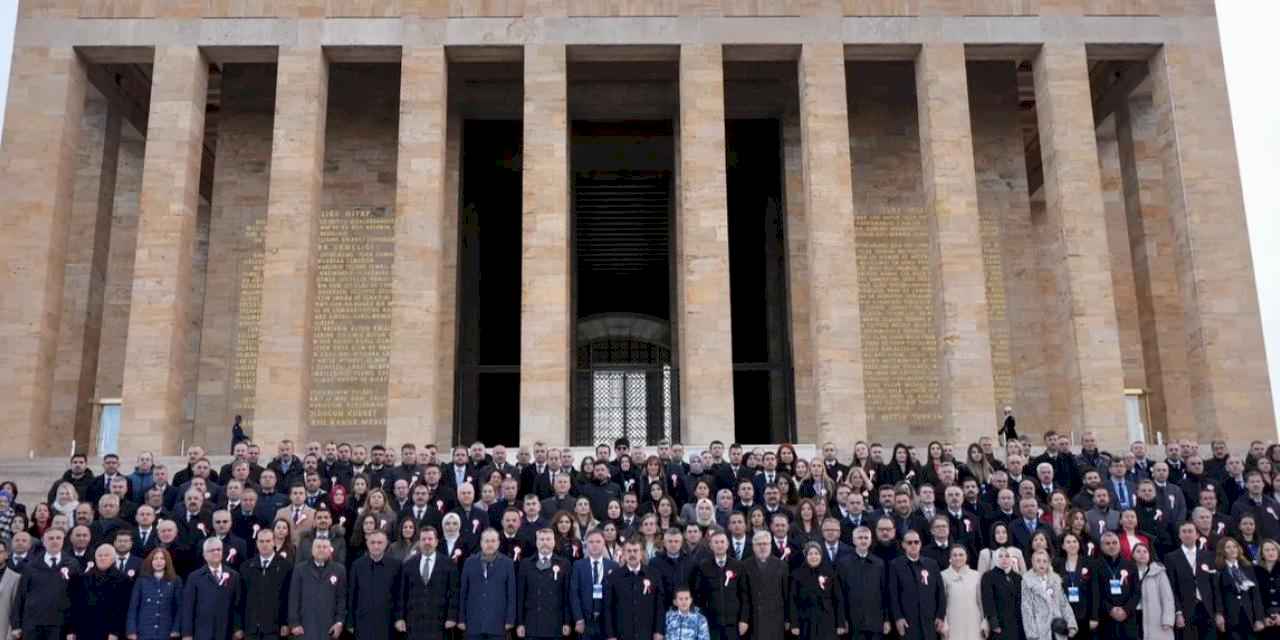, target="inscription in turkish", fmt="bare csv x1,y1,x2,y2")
310,207,394,430
855,206,943,429
980,201,1014,410
231,218,266,420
